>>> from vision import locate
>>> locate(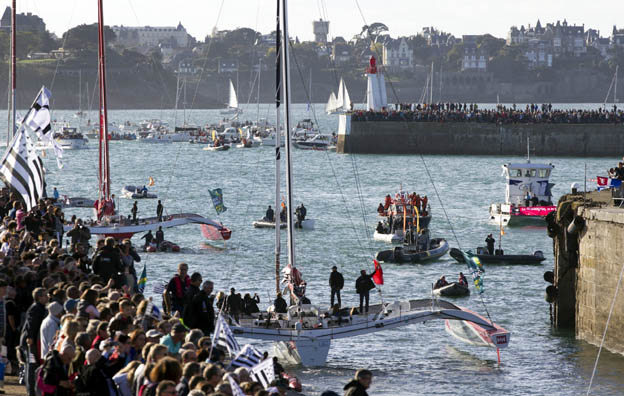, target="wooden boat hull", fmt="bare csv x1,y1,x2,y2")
375,238,449,263
449,247,545,265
